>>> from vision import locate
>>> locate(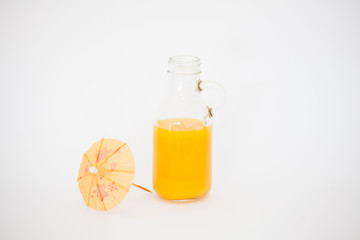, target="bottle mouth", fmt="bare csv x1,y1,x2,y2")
168,55,201,75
